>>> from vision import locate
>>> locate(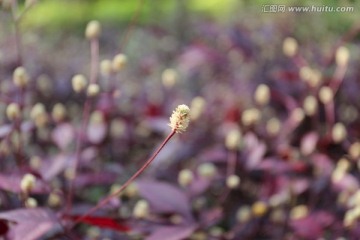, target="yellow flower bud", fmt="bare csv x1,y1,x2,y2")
20,173,36,193
319,86,333,104
197,163,217,179
242,108,260,126
190,96,206,121
336,46,350,67
332,123,347,143
225,129,242,150
349,142,360,159
254,84,270,106
162,68,178,89
290,205,309,220
303,95,318,116
266,117,281,136
226,174,240,189
133,199,149,219
13,67,29,88
52,103,67,122
178,169,194,187
100,59,113,77
112,54,127,72
72,74,87,93
87,83,100,97
85,20,101,40
6,103,20,121
25,197,38,208
169,104,190,133
283,37,298,57
252,201,268,217
236,206,251,223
